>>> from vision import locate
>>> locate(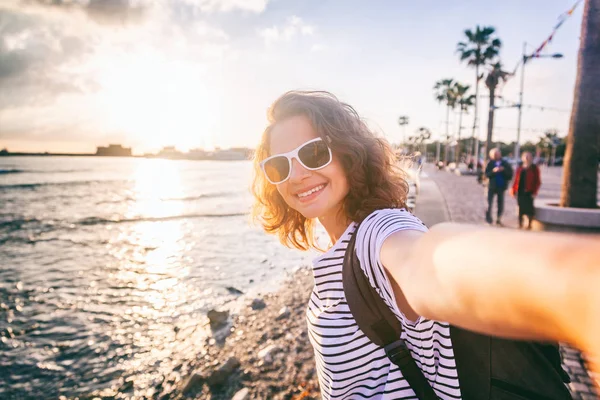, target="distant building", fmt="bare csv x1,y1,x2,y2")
210,147,251,160
96,144,132,157
188,148,208,160
0,148,8,155
228,147,253,159
157,146,184,159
